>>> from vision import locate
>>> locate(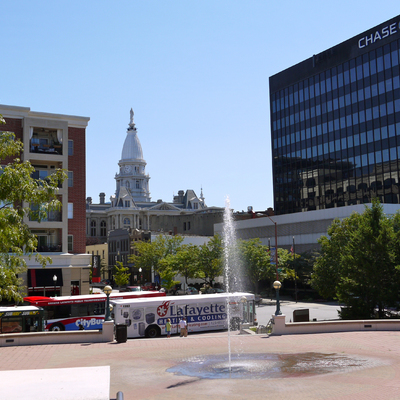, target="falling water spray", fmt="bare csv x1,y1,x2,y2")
222,197,243,373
